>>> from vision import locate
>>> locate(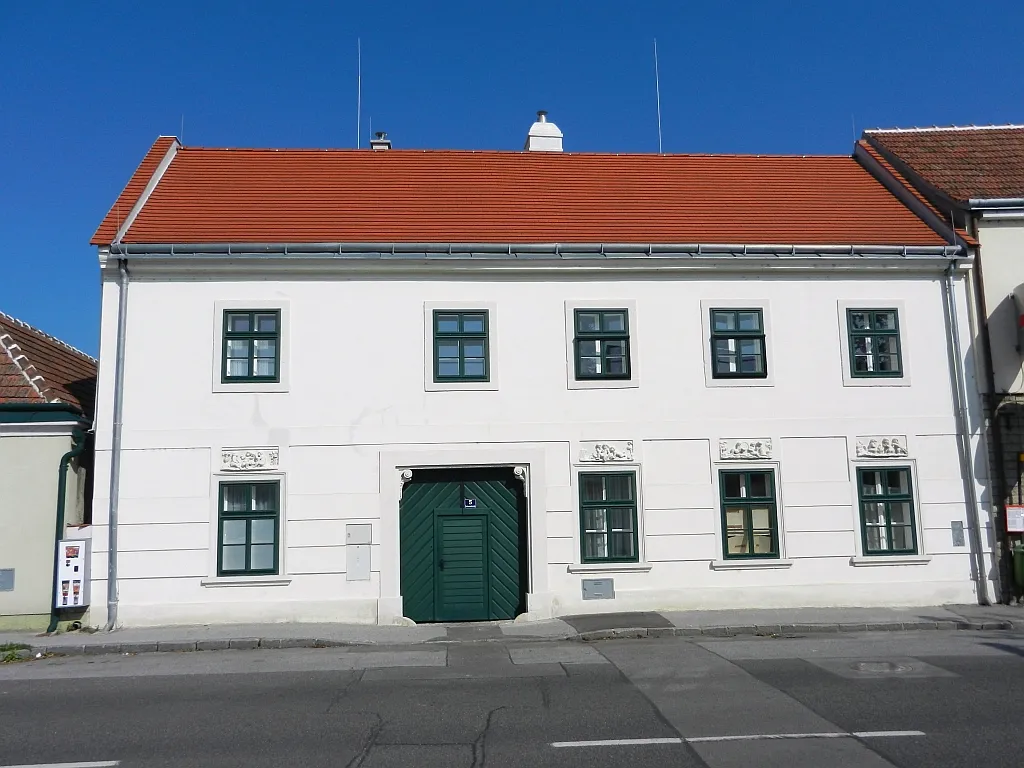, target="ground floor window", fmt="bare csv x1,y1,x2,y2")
720,469,779,558
218,480,280,575
579,472,639,563
857,467,917,554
